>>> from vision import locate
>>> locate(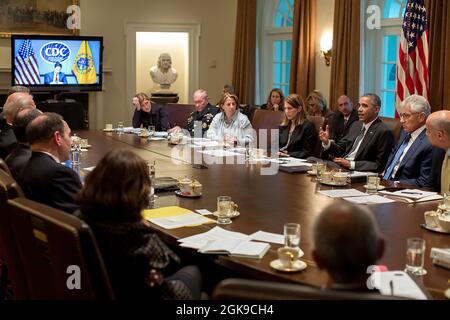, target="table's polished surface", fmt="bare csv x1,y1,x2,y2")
75,130,450,298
